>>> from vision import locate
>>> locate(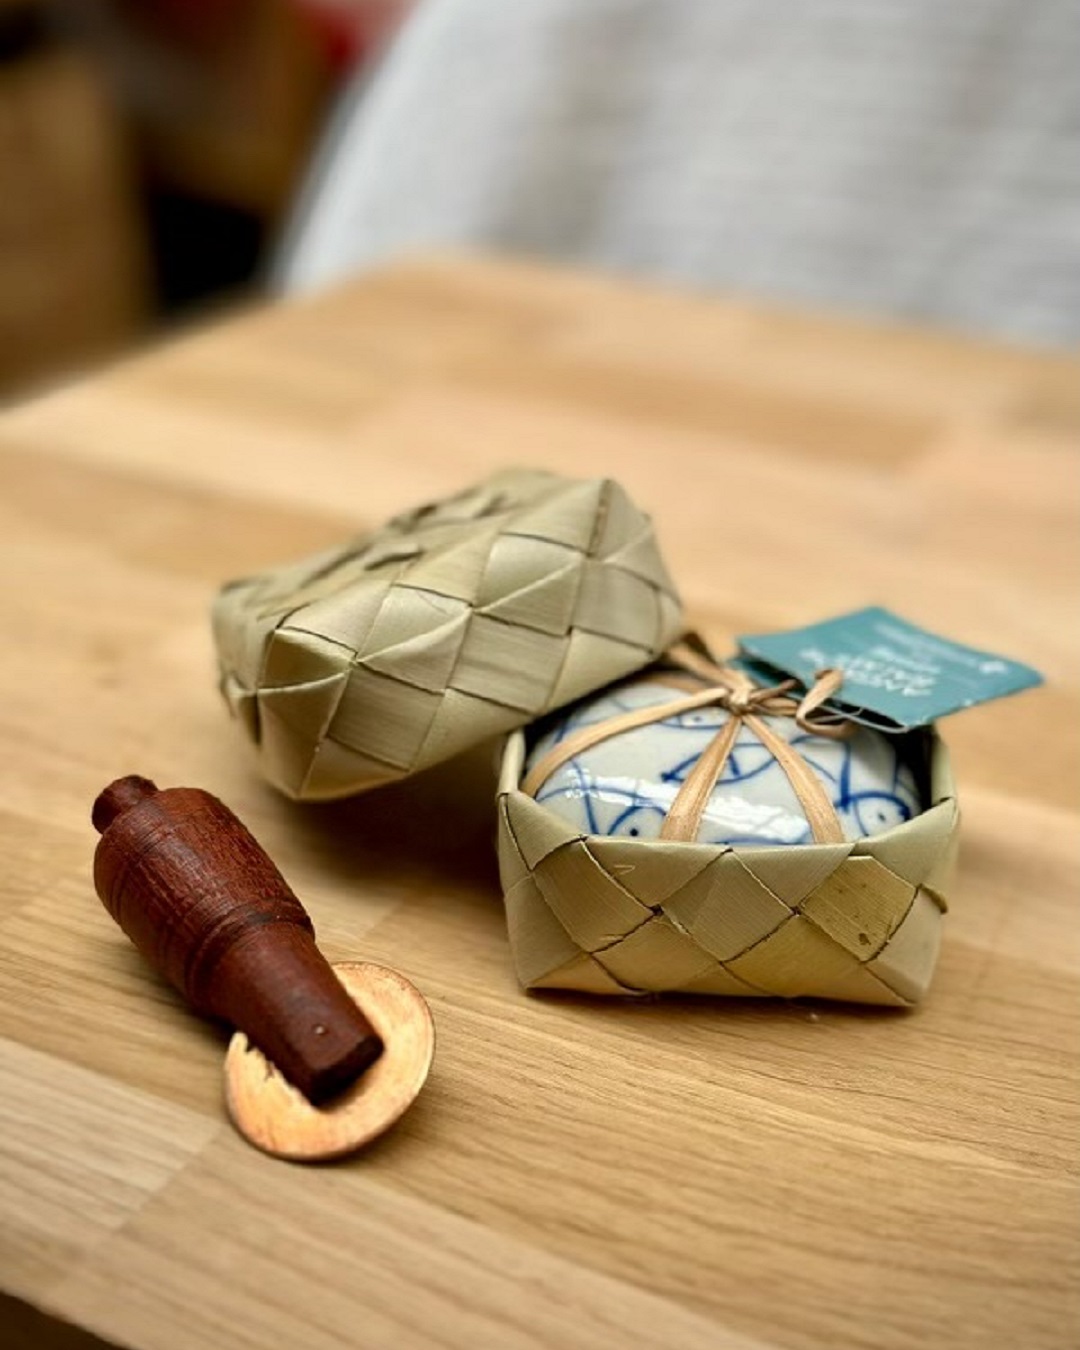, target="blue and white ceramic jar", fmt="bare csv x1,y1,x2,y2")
525,676,922,847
